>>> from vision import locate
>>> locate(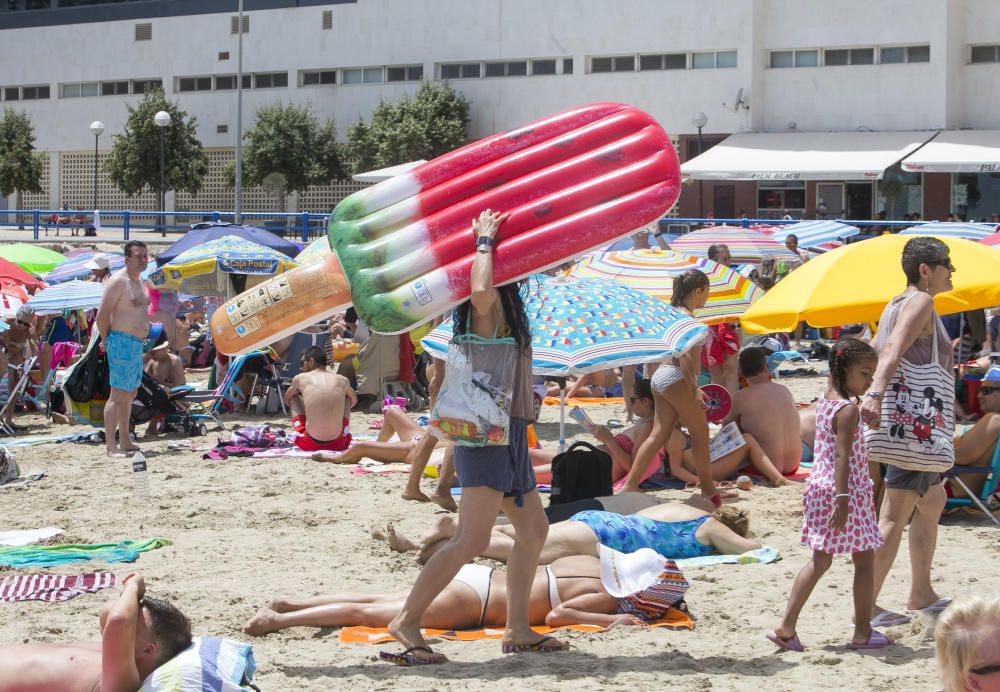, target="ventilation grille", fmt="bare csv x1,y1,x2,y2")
322,10,333,29
230,15,249,34
134,23,152,41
